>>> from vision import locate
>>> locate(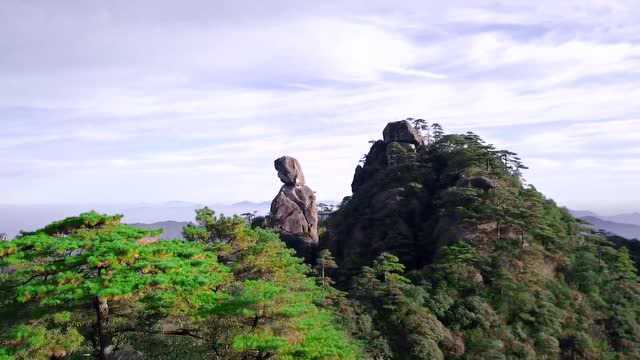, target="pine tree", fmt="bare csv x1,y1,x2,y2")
431,123,445,142
316,249,338,288
615,247,638,281
408,118,431,144
1,211,362,359
0,212,227,360
182,207,245,244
